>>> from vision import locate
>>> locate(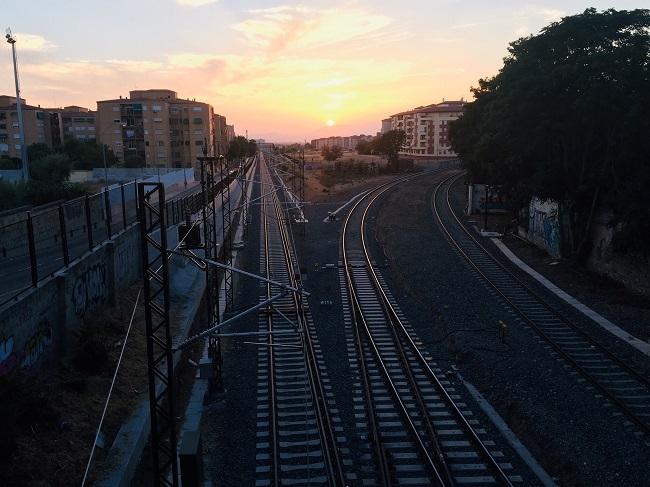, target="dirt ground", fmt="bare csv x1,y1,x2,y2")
0,285,155,486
